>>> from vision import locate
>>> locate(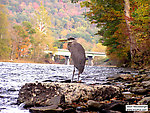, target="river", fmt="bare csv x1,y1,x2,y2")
0,62,135,113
